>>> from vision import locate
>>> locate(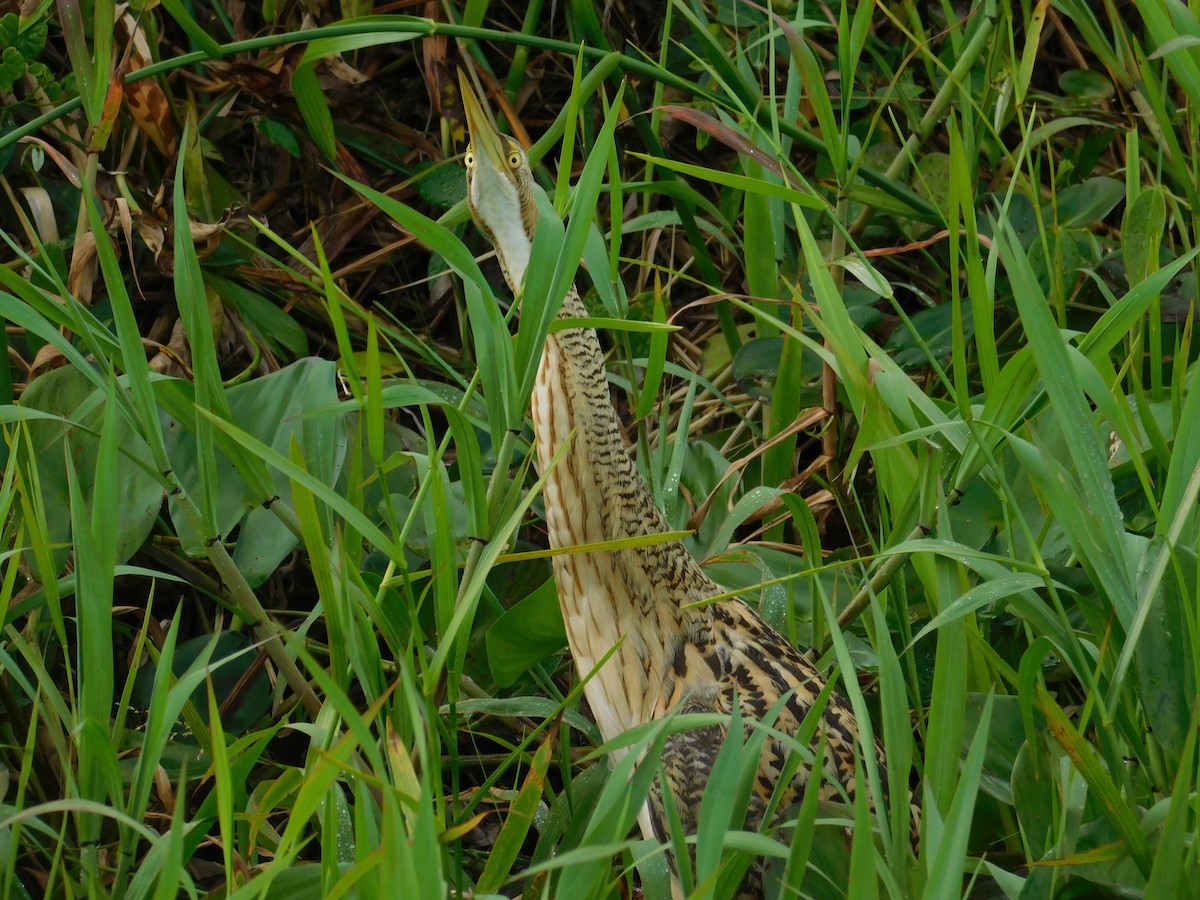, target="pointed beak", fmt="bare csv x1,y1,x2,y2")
458,70,508,174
